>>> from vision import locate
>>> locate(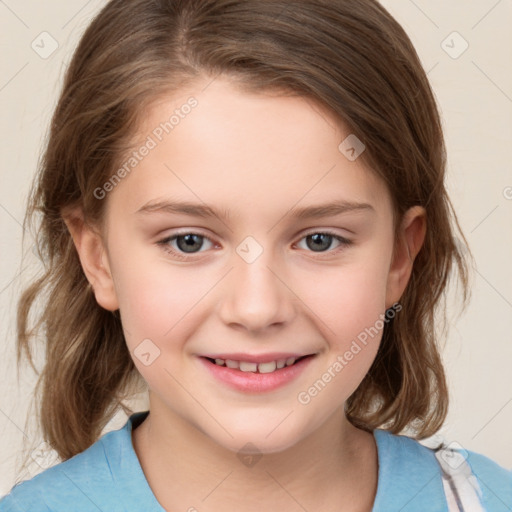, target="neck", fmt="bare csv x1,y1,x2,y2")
132,394,378,512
